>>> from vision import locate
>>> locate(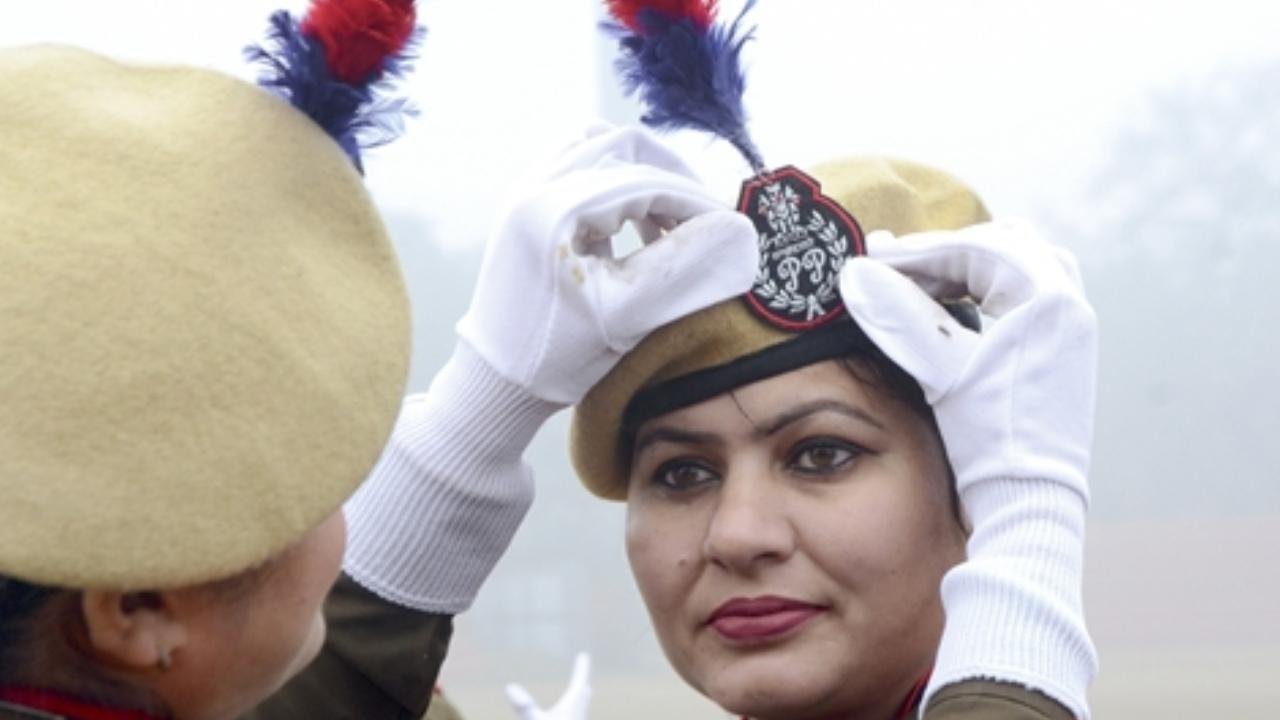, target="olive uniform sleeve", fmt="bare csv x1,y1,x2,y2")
241,573,453,720
925,680,1075,720
423,691,466,720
